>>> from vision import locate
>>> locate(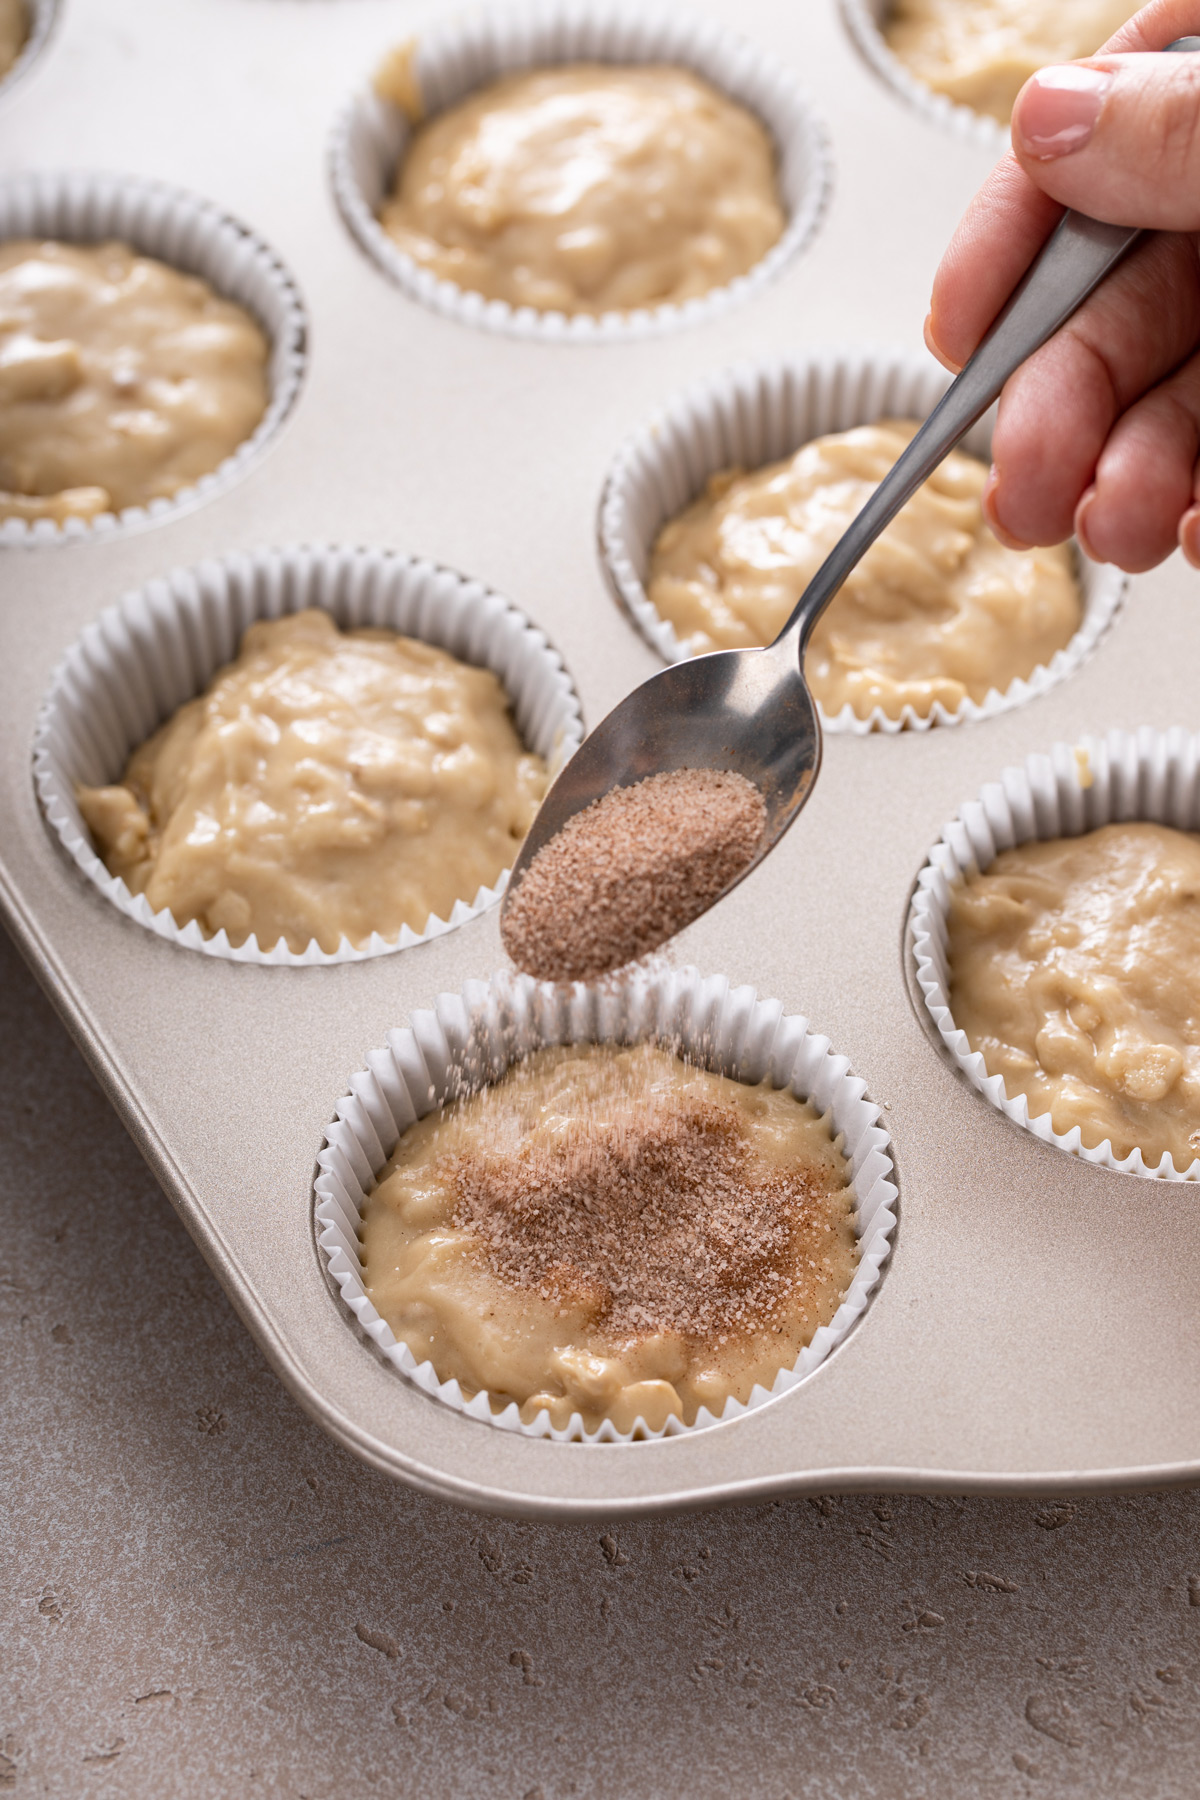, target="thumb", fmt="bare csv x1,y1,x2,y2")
1012,52,1200,231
